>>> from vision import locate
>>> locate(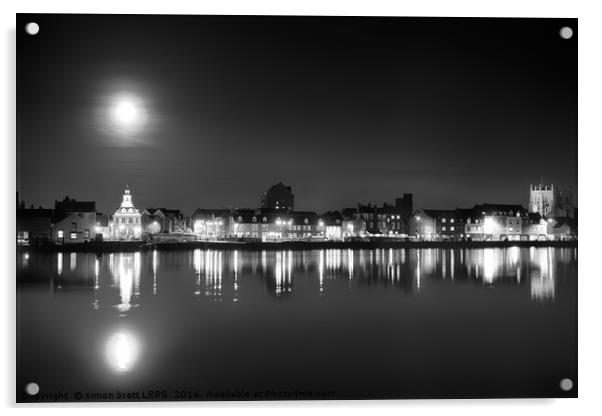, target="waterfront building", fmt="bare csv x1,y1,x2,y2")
341,218,366,238
53,213,95,244
17,206,53,245
52,196,97,244
231,208,262,239
141,208,187,234
410,208,471,241
232,208,281,240
520,213,549,240
231,207,319,240
409,204,534,241
464,204,528,241
191,208,233,239
377,203,405,236
340,209,366,238
411,209,465,240
356,203,401,235
261,182,294,212
111,186,142,240
320,211,343,240
141,208,166,234
355,203,378,234
289,211,319,239
354,194,413,236
546,218,577,240
409,209,437,240
95,213,111,241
